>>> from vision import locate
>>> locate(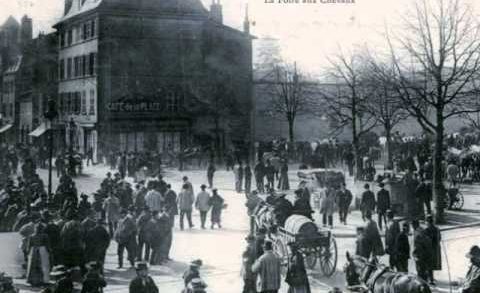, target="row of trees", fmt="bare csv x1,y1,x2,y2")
266,0,480,222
